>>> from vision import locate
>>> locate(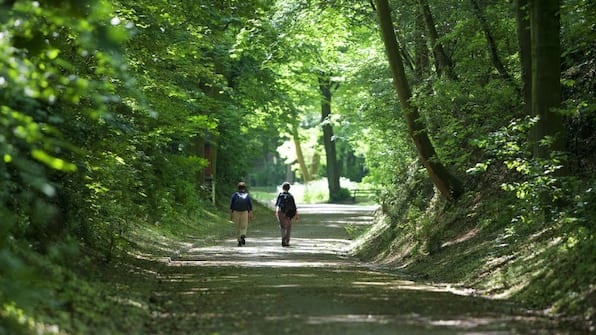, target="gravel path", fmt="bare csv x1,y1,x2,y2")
144,204,578,334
